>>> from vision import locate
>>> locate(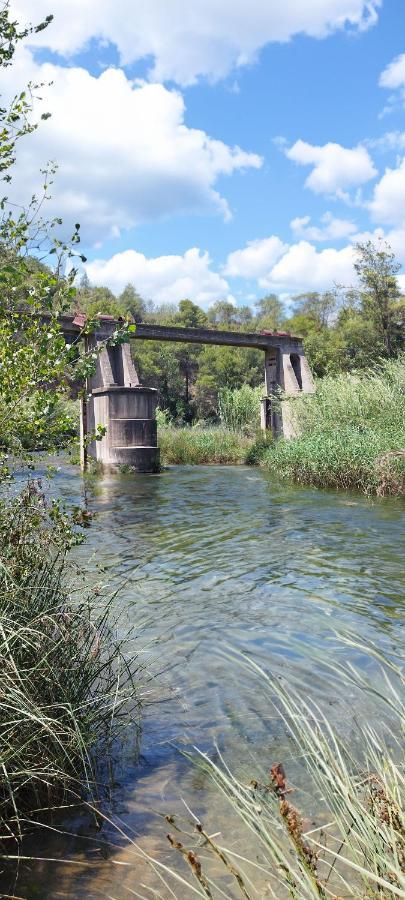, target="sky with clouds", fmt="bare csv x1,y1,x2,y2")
7,0,405,306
